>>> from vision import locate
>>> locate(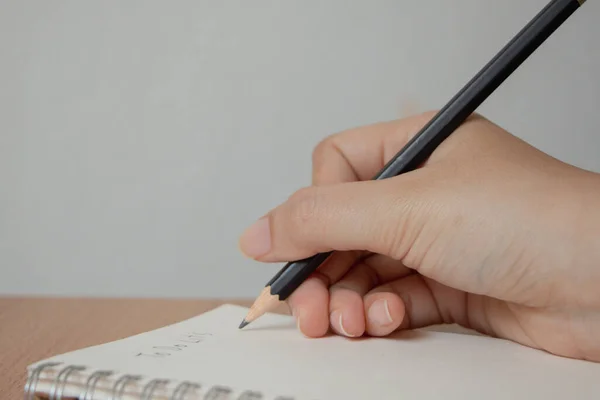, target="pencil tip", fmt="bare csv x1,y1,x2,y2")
238,319,250,329
238,286,280,329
